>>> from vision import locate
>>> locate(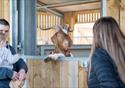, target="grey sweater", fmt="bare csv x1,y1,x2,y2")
0,47,19,69
0,45,28,88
